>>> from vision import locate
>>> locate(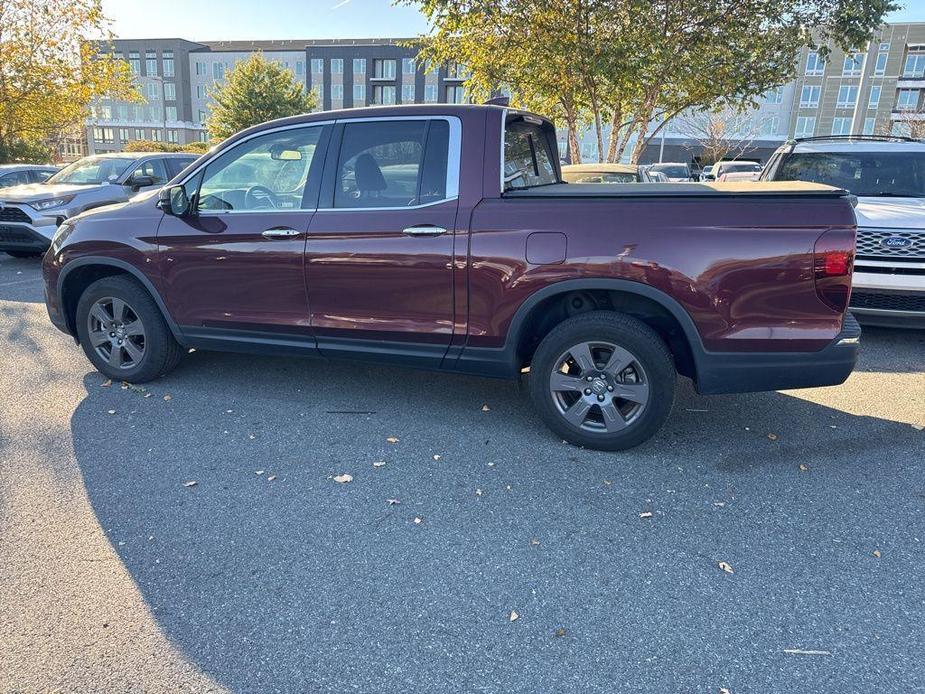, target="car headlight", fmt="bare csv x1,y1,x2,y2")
31,195,75,211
